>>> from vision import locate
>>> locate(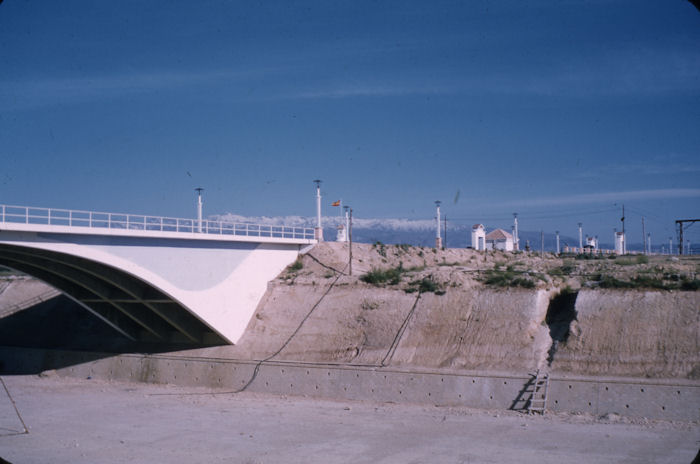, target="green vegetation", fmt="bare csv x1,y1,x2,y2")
478,269,537,289
680,279,700,291
437,261,461,267
361,264,444,294
288,259,303,272
575,253,609,261
404,276,445,295
615,255,650,266
361,262,424,286
548,262,576,277
372,241,387,258
361,265,404,285
593,273,700,291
